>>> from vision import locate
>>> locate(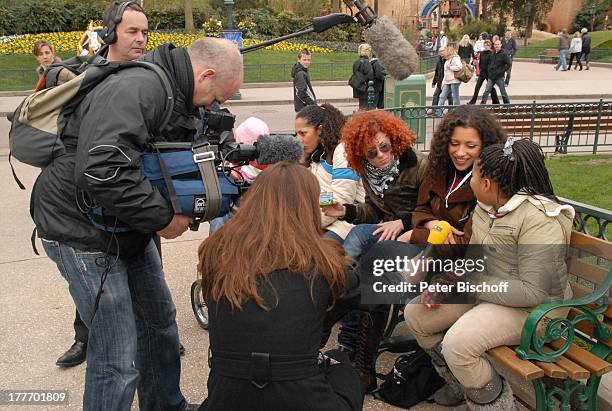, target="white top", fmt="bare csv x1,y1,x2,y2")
440,35,448,48
569,37,582,53
474,39,485,52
